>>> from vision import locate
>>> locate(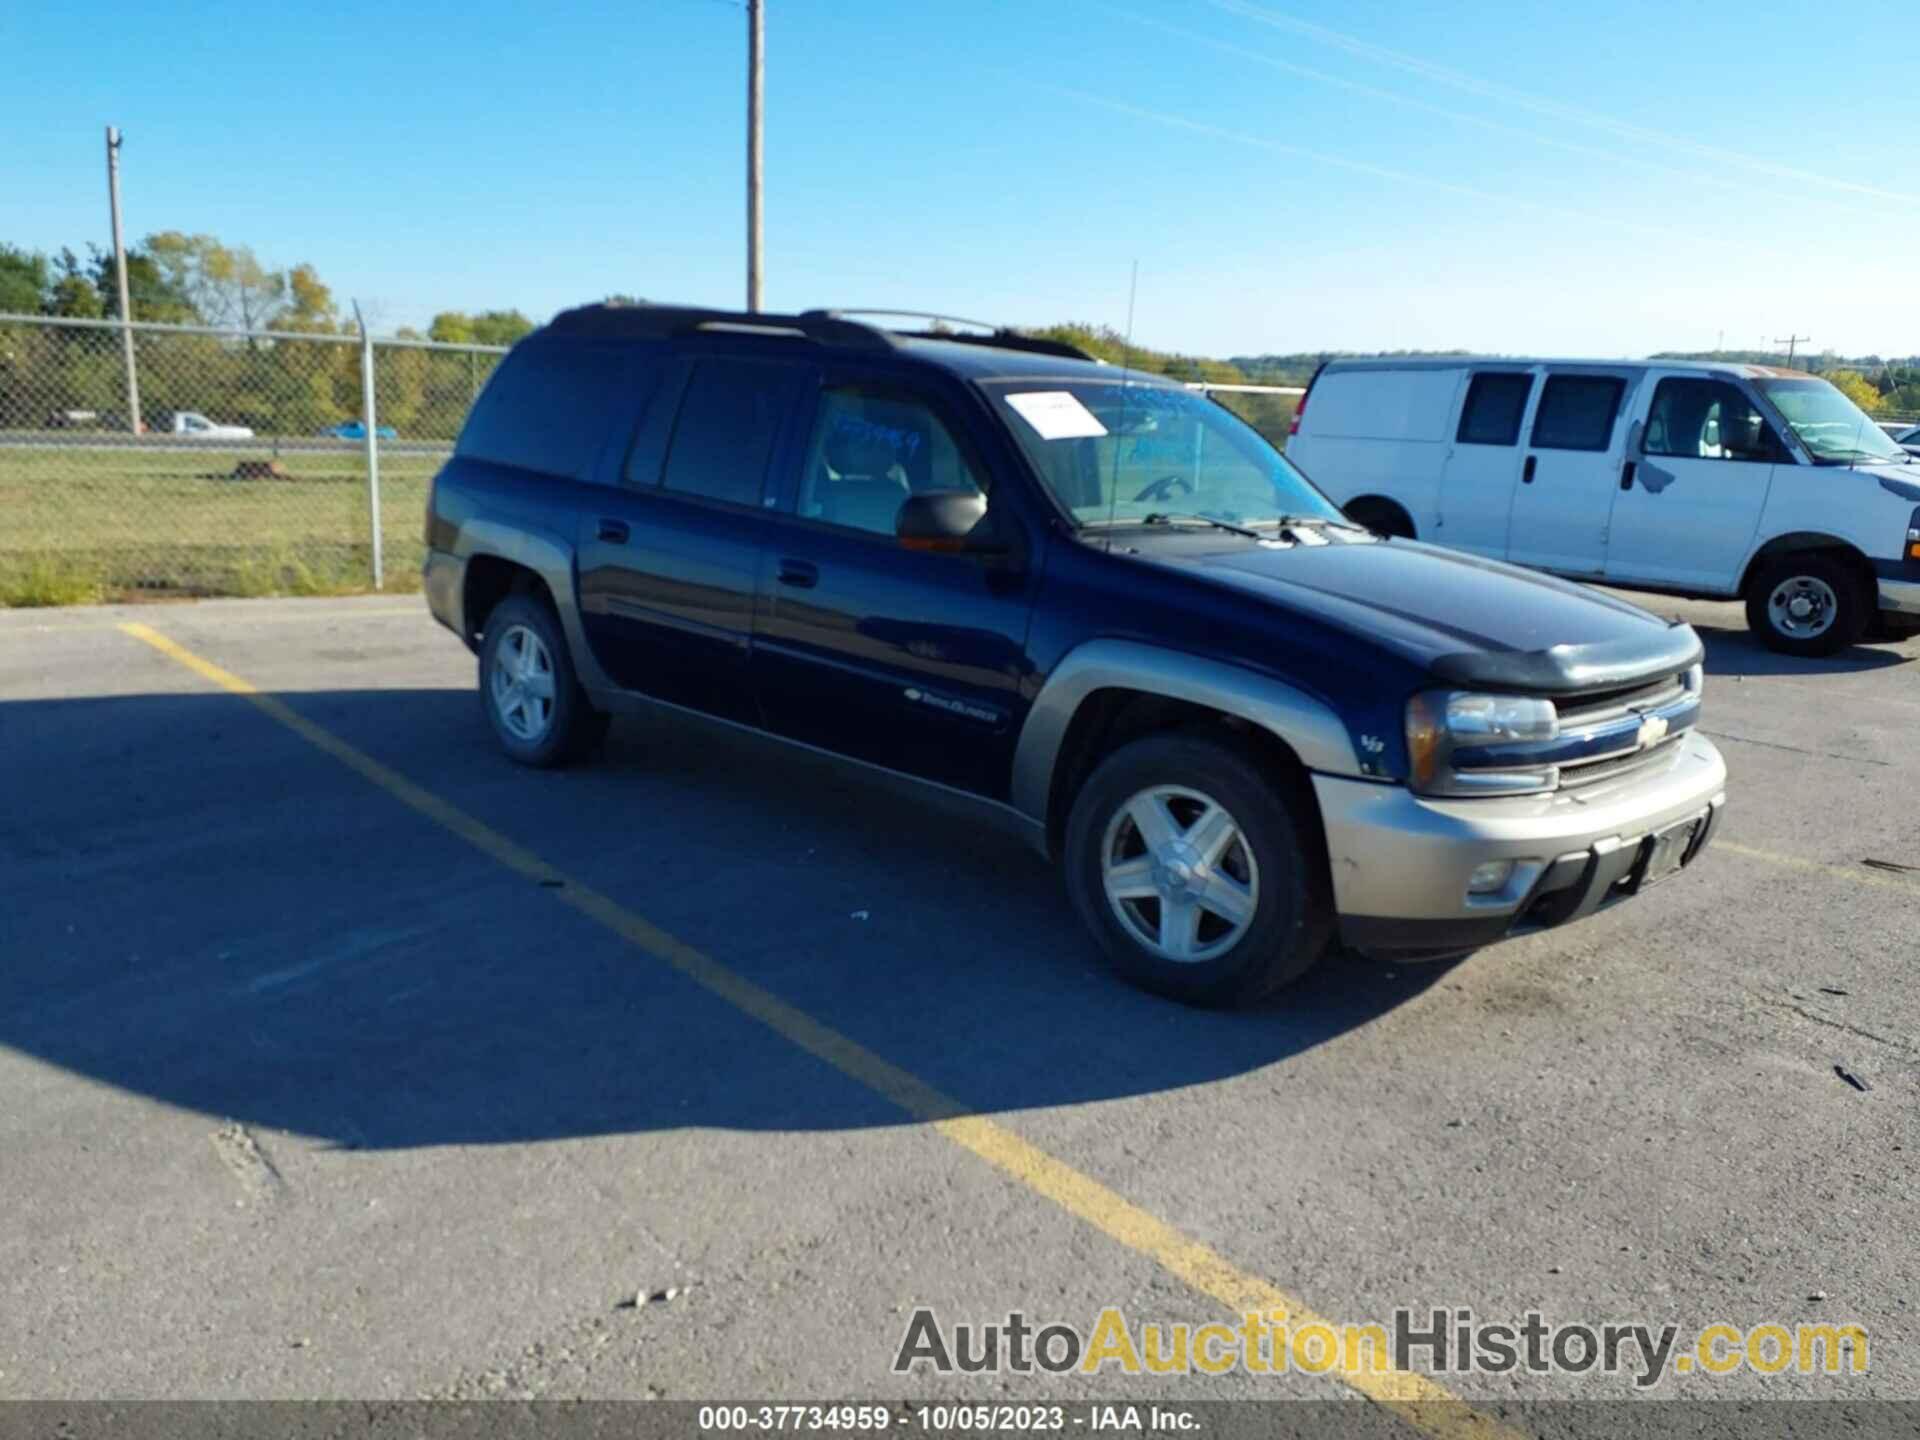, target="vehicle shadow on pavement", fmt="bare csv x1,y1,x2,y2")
1693,623,1913,678
3,687,1465,1151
